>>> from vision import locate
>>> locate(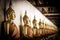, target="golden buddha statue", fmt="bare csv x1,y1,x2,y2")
23,11,29,25
4,0,20,40
4,0,15,35
33,16,37,36
39,19,42,35
33,16,40,37
23,11,33,37
33,16,37,28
